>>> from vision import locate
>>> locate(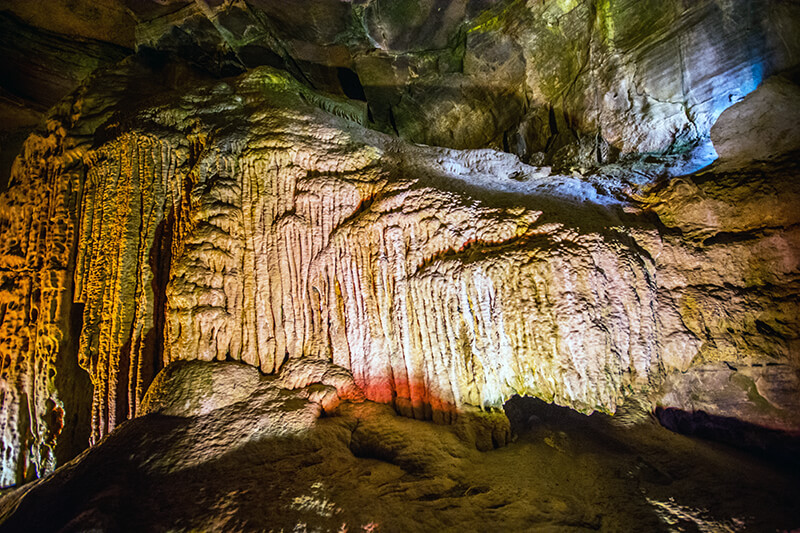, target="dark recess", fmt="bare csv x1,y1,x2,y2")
506,395,800,475
237,44,285,70
337,67,367,101
53,301,93,468
656,406,800,472
149,212,174,381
